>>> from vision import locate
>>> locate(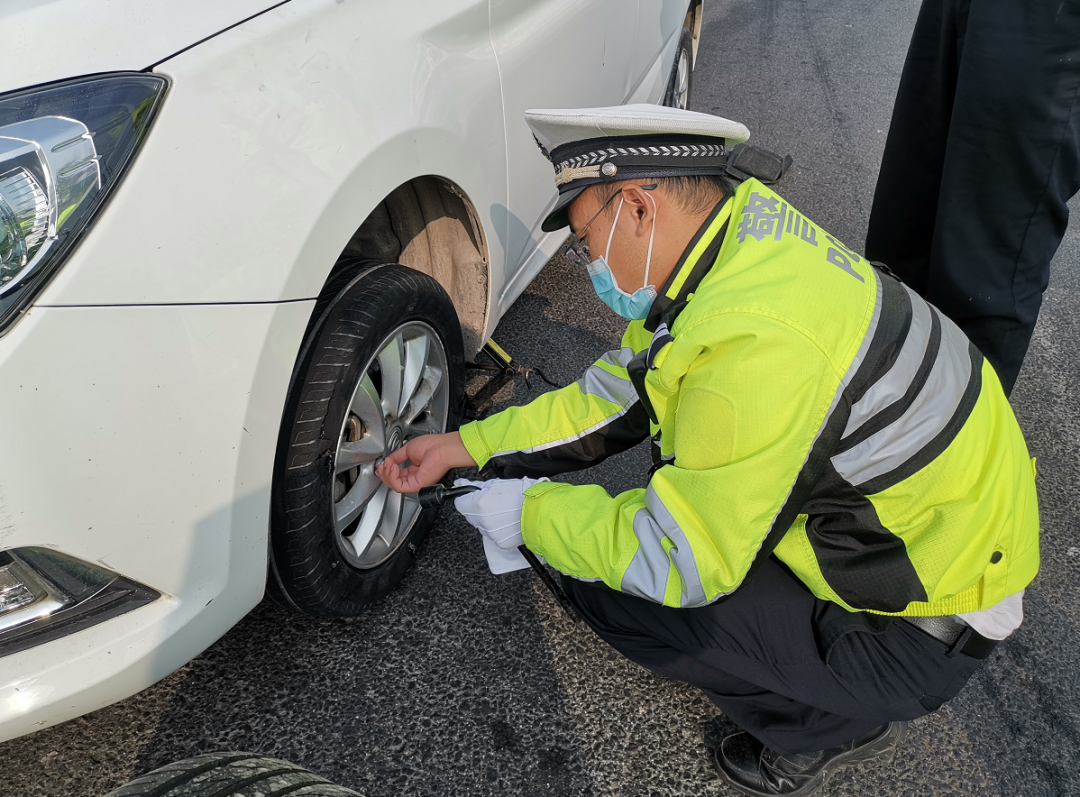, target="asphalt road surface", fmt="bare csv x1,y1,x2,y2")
5,1,1080,795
